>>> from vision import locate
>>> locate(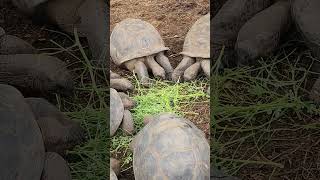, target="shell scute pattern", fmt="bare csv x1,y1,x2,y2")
110,18,169,65
181,13,210,58
110,88,124,136
133,113,209,180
